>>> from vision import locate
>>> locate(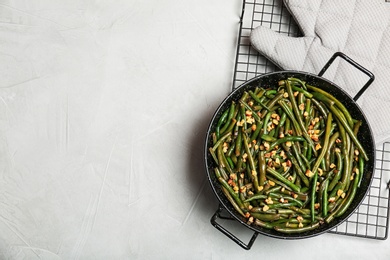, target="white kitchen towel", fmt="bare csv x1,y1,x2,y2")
250,0,390,144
